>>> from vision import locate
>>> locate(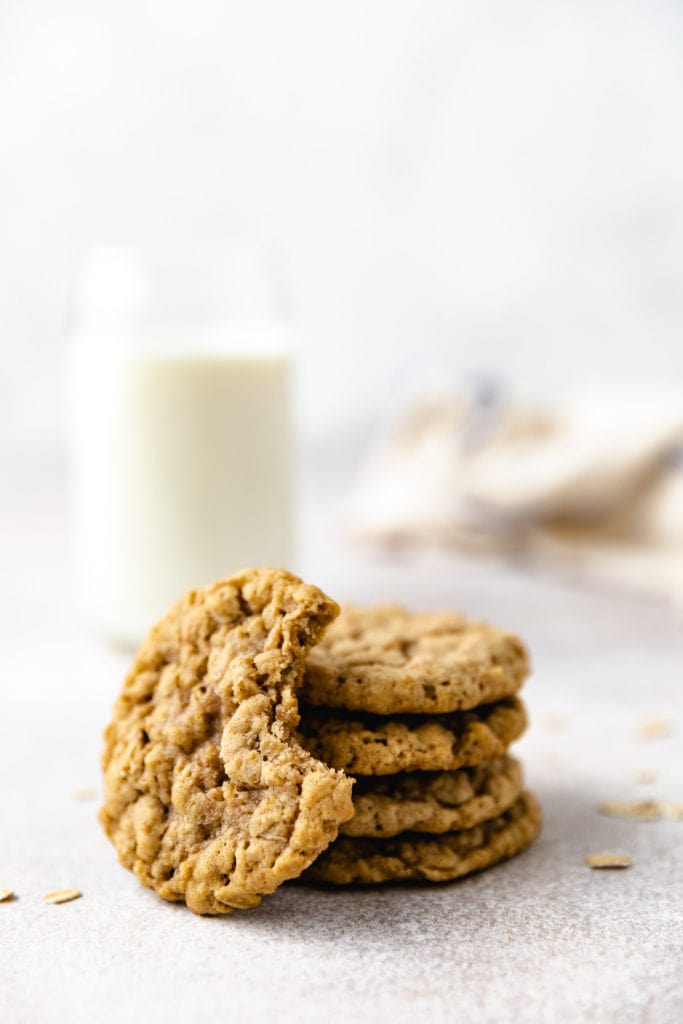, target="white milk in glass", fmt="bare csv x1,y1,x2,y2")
66,245,293,647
